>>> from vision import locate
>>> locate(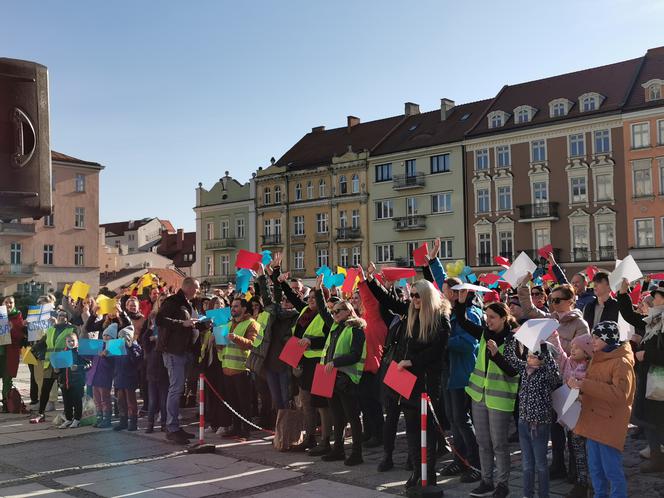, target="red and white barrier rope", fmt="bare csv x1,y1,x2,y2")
198,373,205,445
421,393,429,487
